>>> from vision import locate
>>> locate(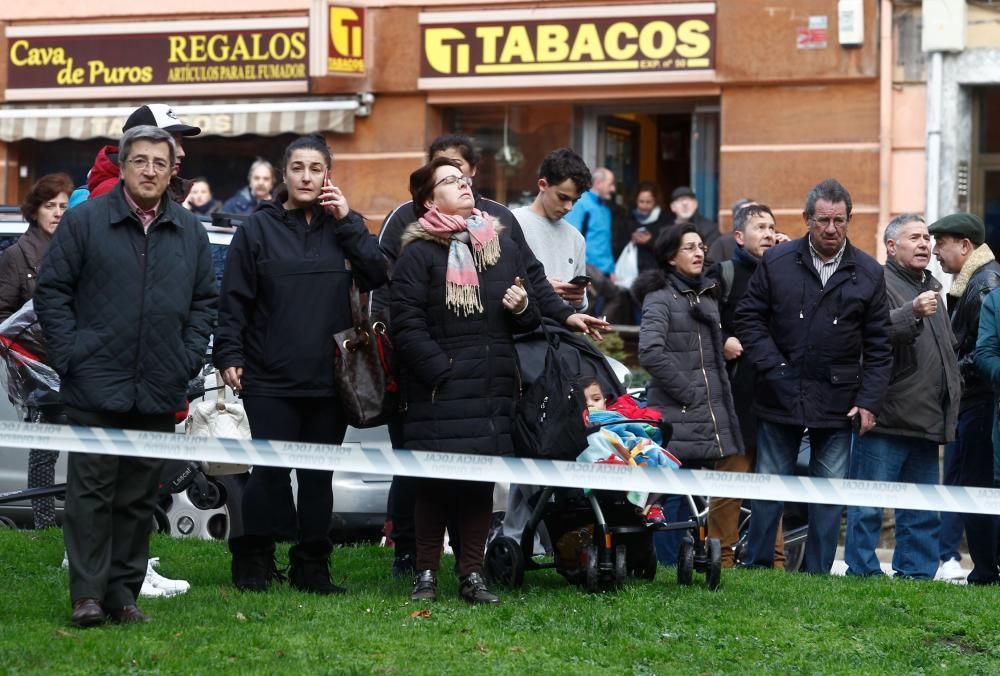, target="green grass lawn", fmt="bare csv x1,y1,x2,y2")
0,528,996,674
